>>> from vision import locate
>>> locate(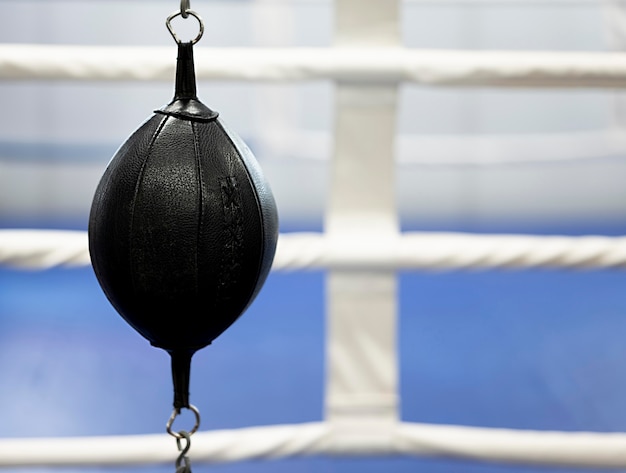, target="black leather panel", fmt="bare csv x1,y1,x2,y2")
89,114,168,339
